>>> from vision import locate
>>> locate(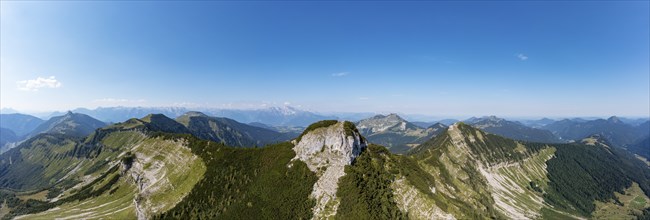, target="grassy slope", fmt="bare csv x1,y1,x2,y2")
0,134,83,191
593,182,650,219
155,140,317,219
4,130,205,219
413,123,650,219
